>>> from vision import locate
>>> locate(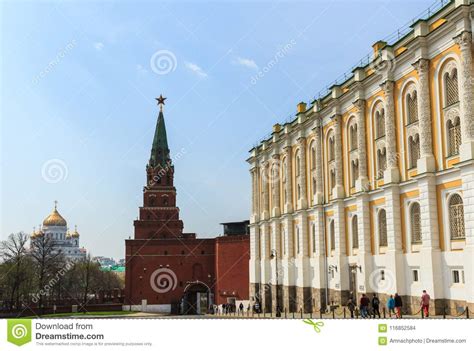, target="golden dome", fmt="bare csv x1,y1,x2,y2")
43,202,67,227
66,228,72,239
